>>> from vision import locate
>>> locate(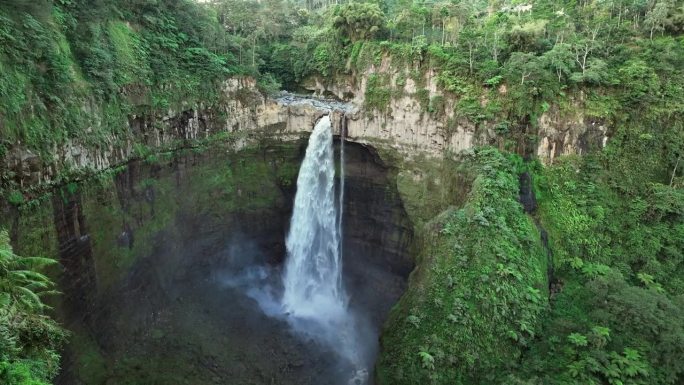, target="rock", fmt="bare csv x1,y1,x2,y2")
518,172,537,213
2,70,604,190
